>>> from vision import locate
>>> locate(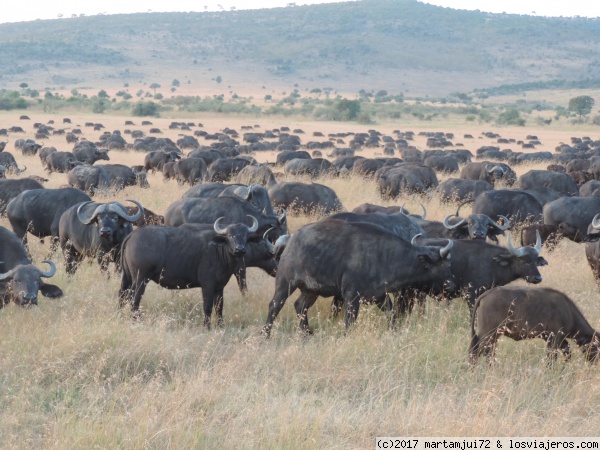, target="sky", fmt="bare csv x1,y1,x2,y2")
1,0,599,24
